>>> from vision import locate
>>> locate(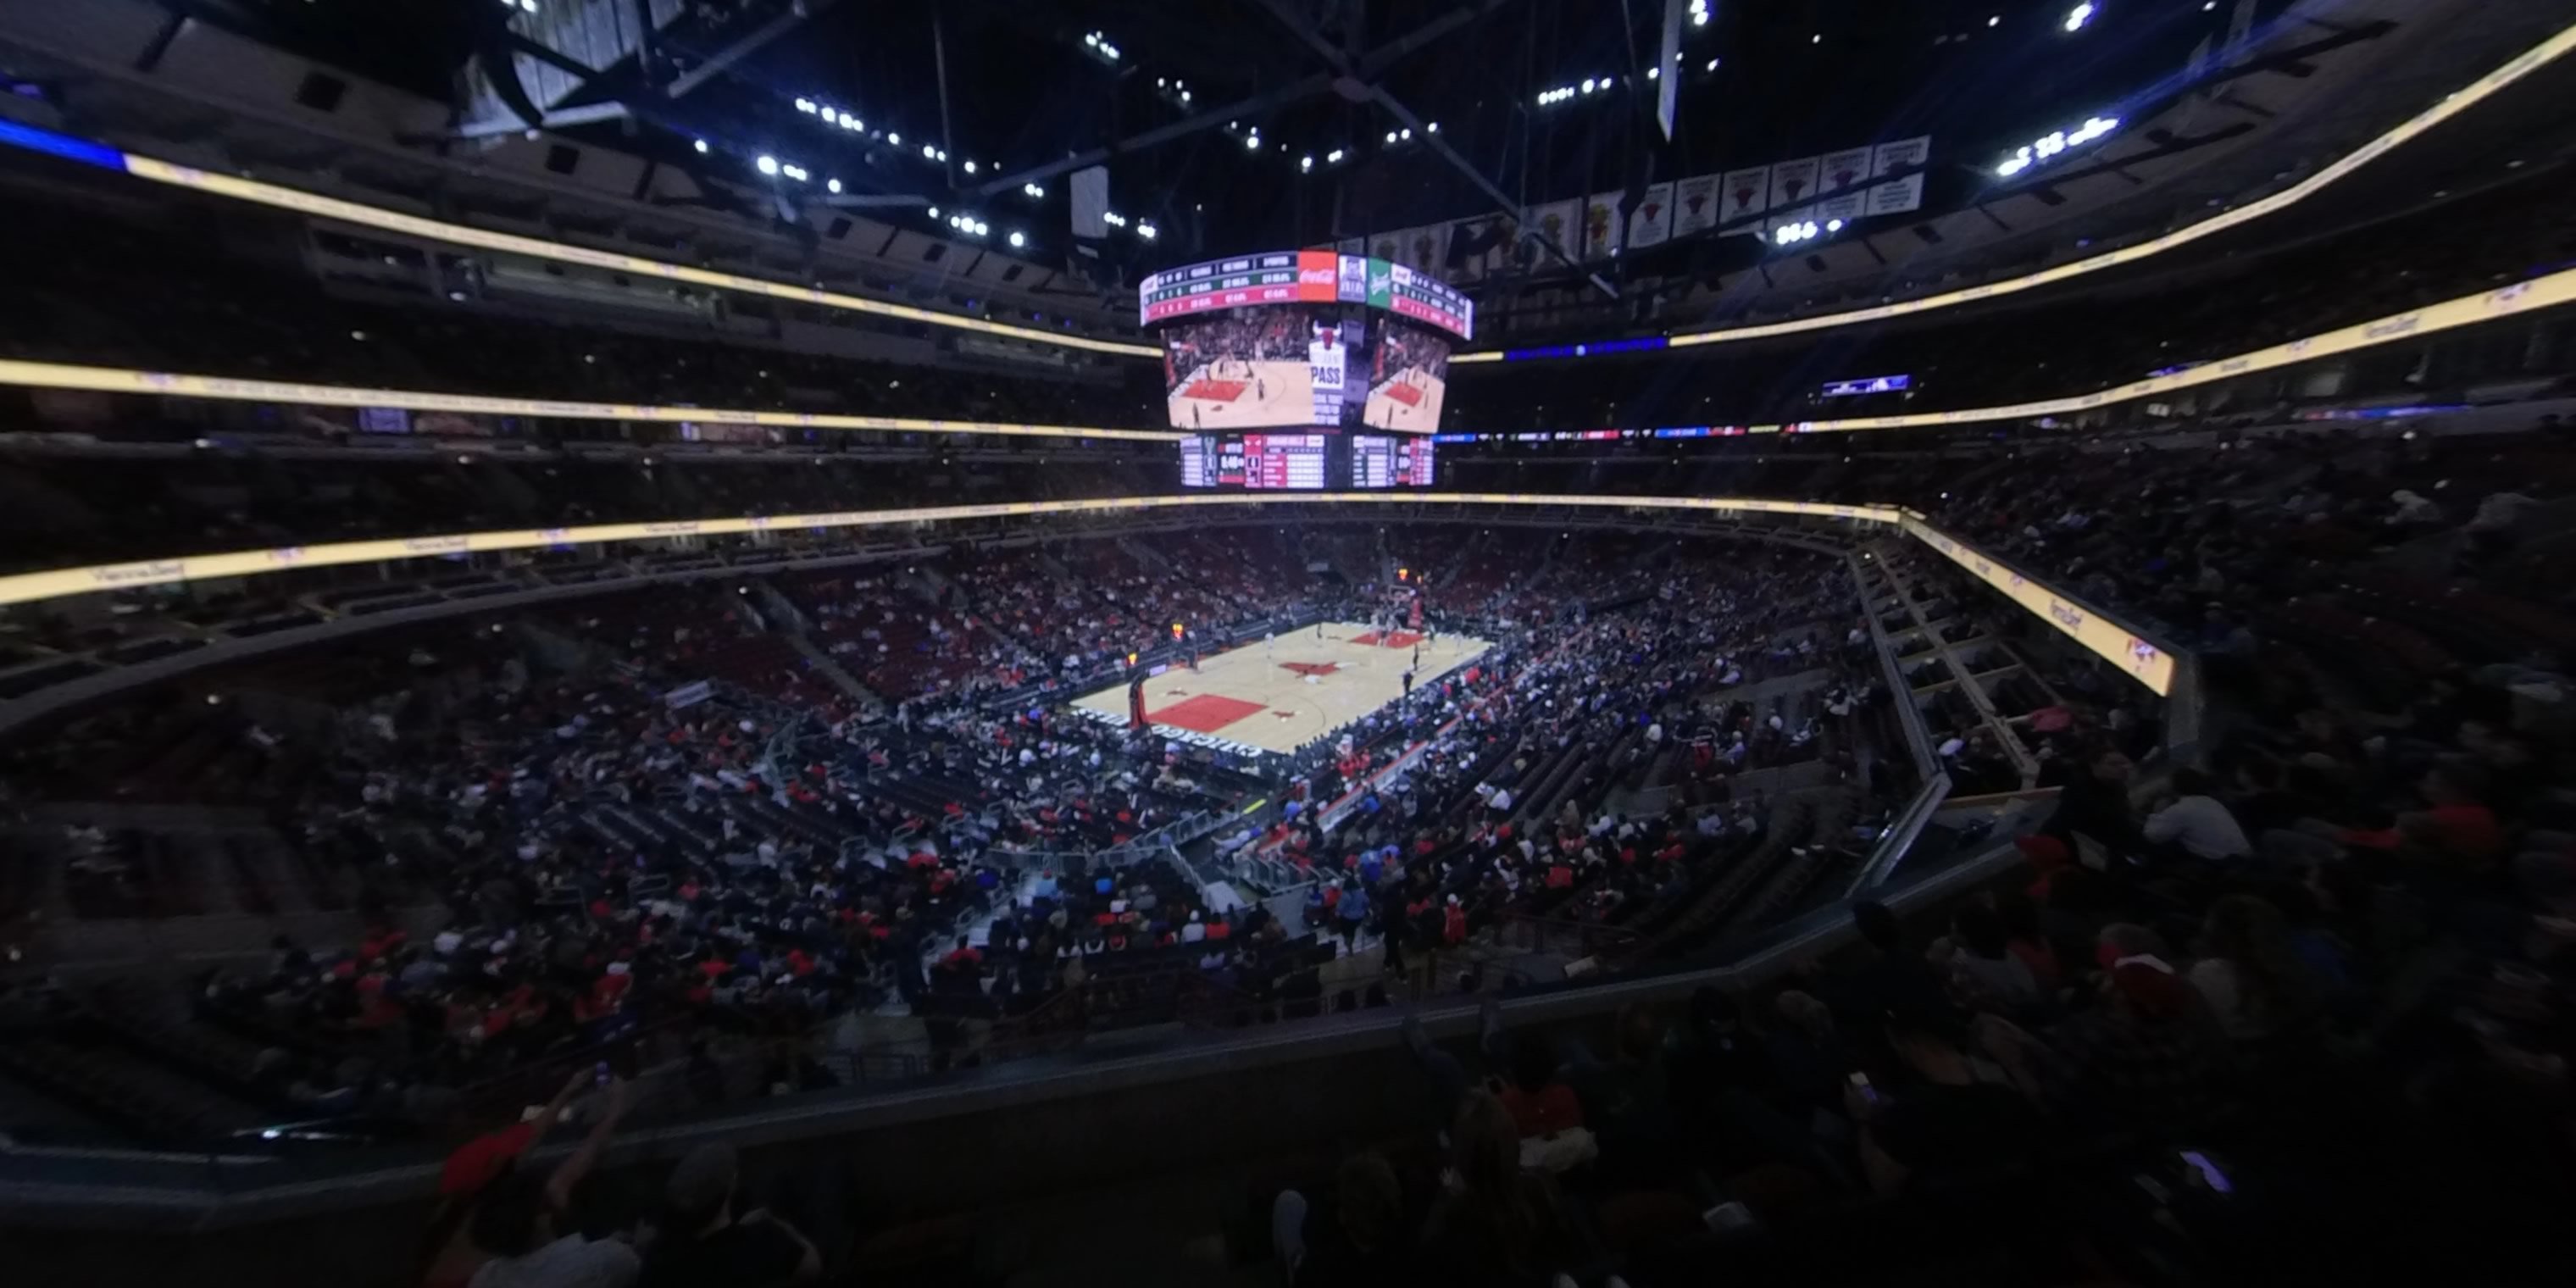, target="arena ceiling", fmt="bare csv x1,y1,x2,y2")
203,0,2266,273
